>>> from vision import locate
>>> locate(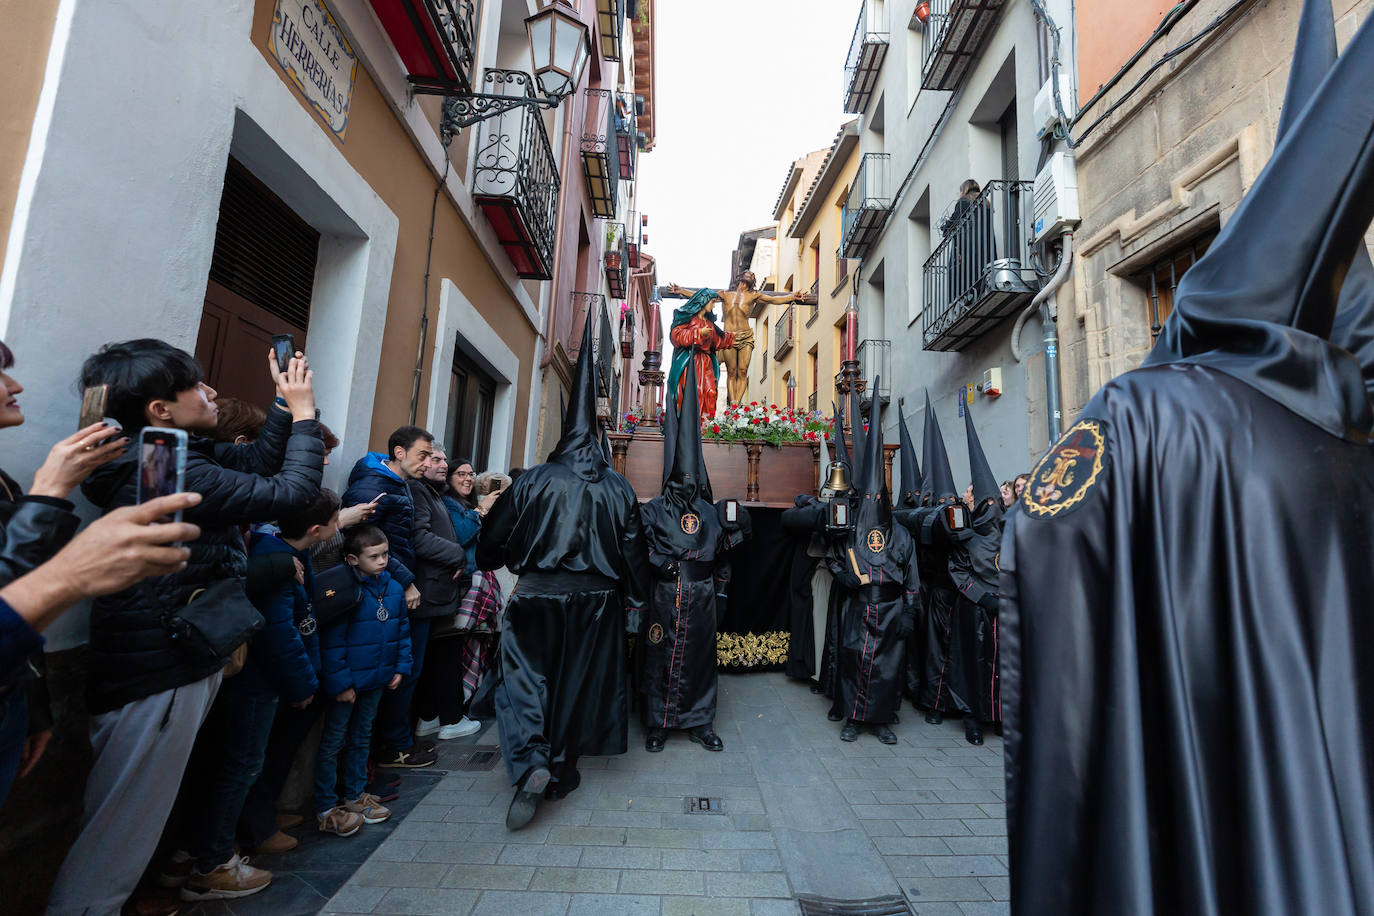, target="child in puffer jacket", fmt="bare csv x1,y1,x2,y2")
314,526,411,835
